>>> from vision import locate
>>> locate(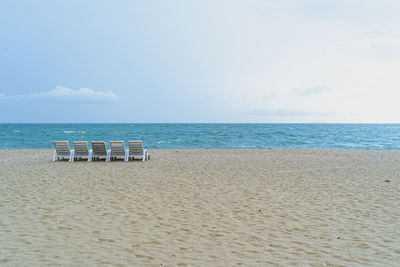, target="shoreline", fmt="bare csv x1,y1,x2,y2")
1,149,399,265
1,148,400,151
